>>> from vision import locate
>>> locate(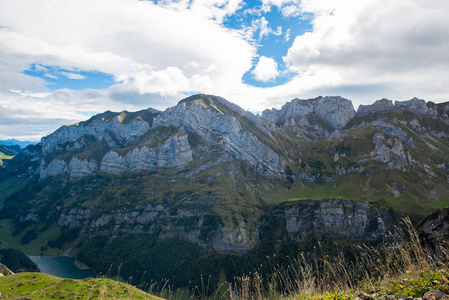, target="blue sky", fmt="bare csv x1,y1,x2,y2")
0,0,449,141
24,65,115,91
